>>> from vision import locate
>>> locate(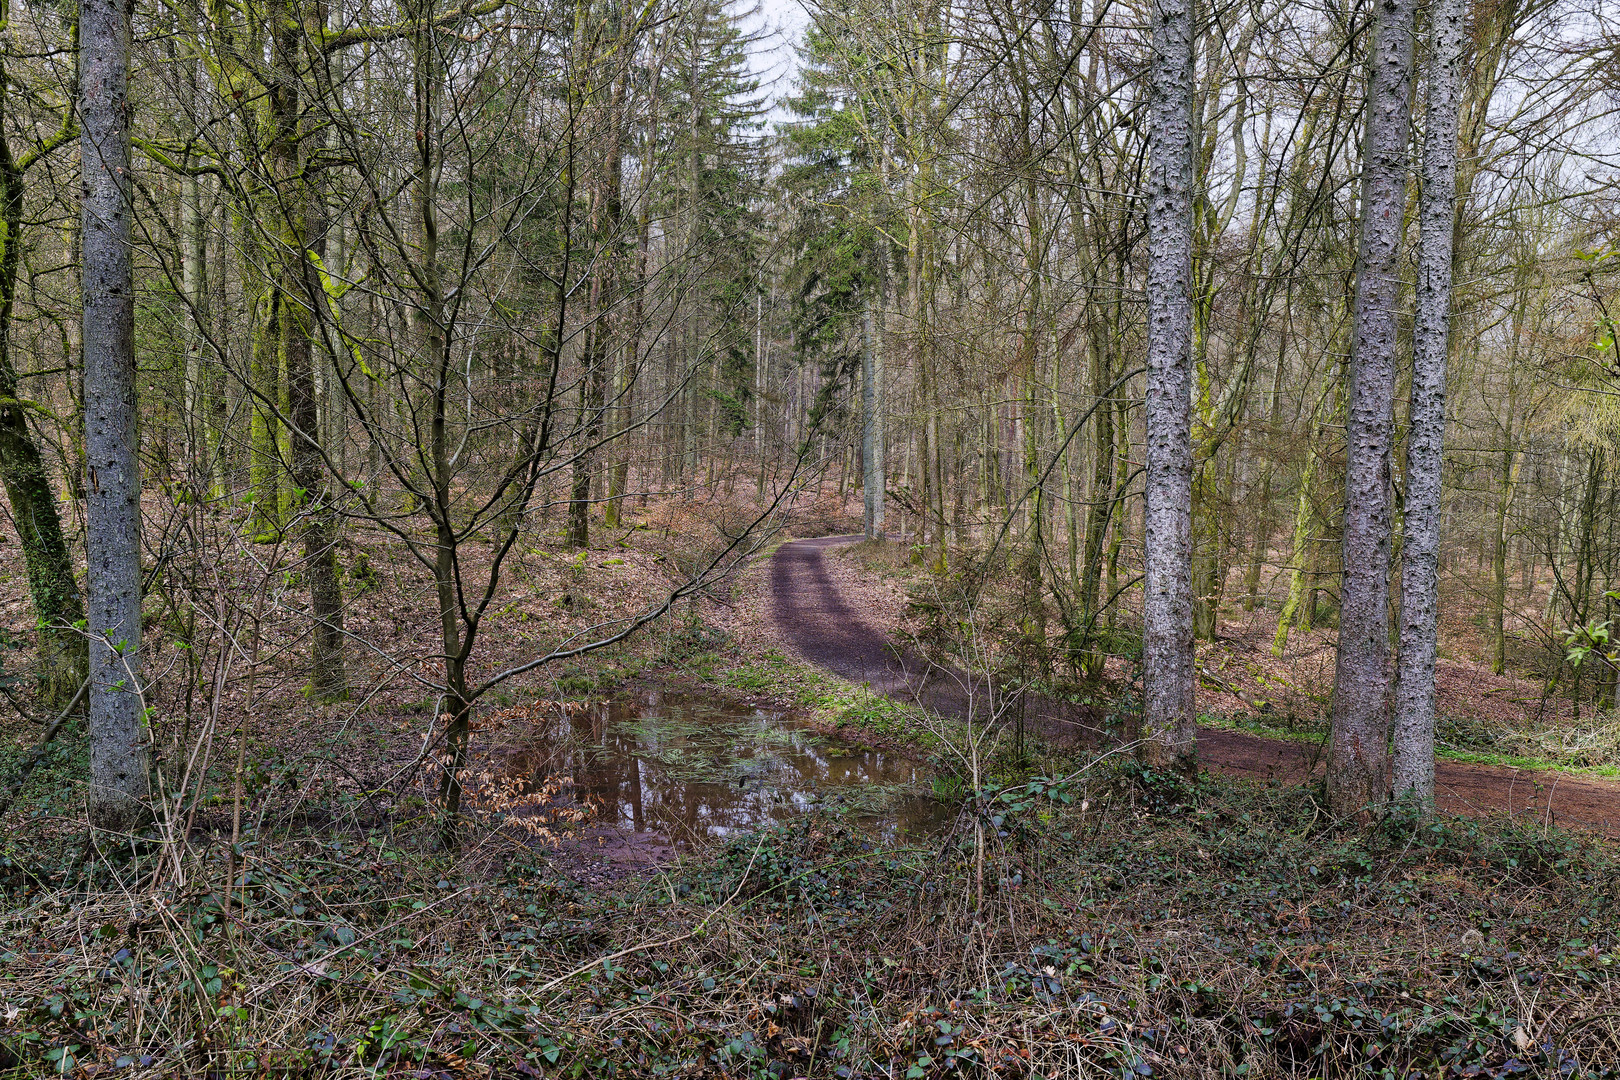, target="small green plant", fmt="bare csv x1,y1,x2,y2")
553,668,596,695
1117,758,1198,816
345,550,380,593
